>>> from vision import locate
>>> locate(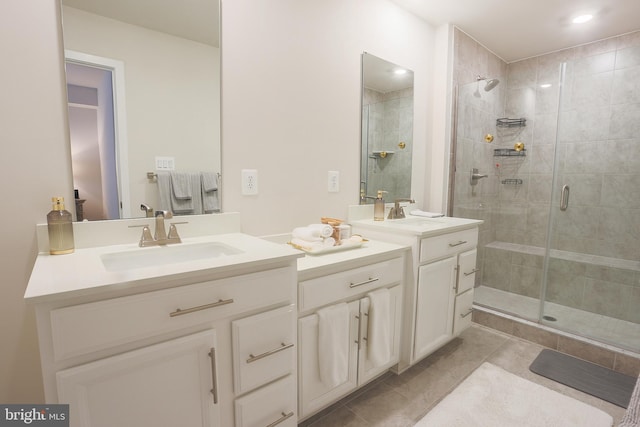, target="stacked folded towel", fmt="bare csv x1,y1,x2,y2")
410,209,445,218
291,224,335,251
